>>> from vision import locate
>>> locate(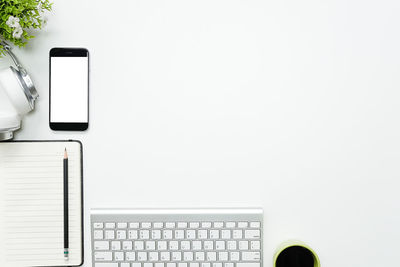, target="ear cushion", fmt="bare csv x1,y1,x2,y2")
0,71,21,131
0,113,20,131
0,67,32,115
